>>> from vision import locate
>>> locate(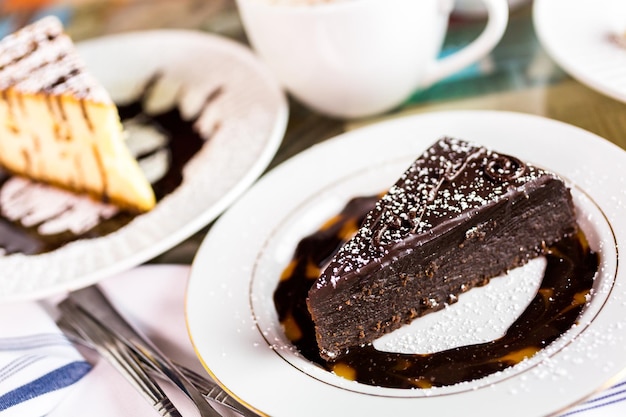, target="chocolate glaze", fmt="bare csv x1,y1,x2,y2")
0,75,217,255
312,139,574,297
274,195,598,389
